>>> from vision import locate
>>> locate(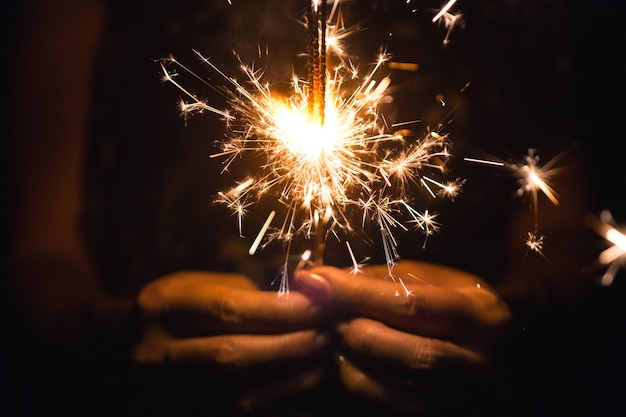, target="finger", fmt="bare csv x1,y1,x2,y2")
337,355,423,416
175,288,318,334
338,317,486,379
156,270,261,291
134,328,328,369
338,353,492,417
138,272,258,313
359,260,494,288
295,266,510,342
138,274,319,334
